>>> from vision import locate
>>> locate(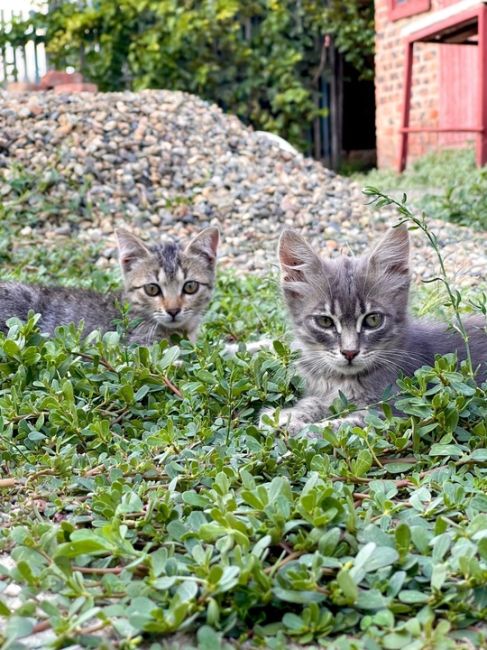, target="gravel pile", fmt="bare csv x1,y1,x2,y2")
0,89,485,286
